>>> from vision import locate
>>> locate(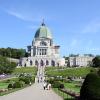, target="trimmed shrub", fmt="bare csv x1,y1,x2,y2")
19,81,25,87
19,73,32,84
59,84,64,89
52,81,61,88
13,81,23,88
47,78,55,84
80,73,100,100
31,76,35,83
8,83,13,89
